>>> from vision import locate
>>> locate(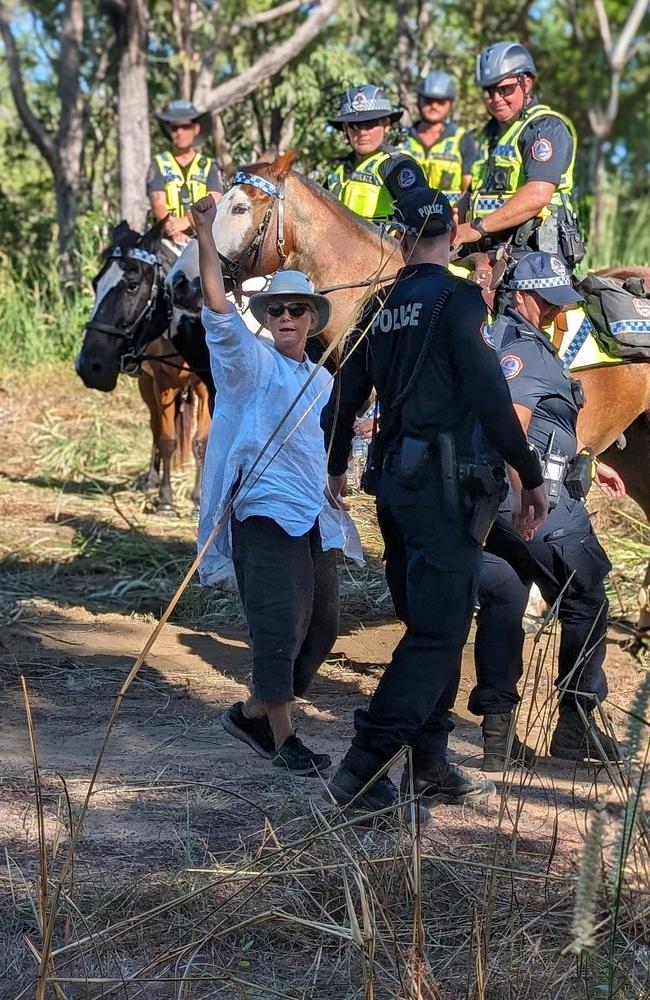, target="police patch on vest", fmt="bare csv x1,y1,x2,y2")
481,323,495,349
633,297,650,319
500,354,523,379
531,138,553,162
398,167,417,189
